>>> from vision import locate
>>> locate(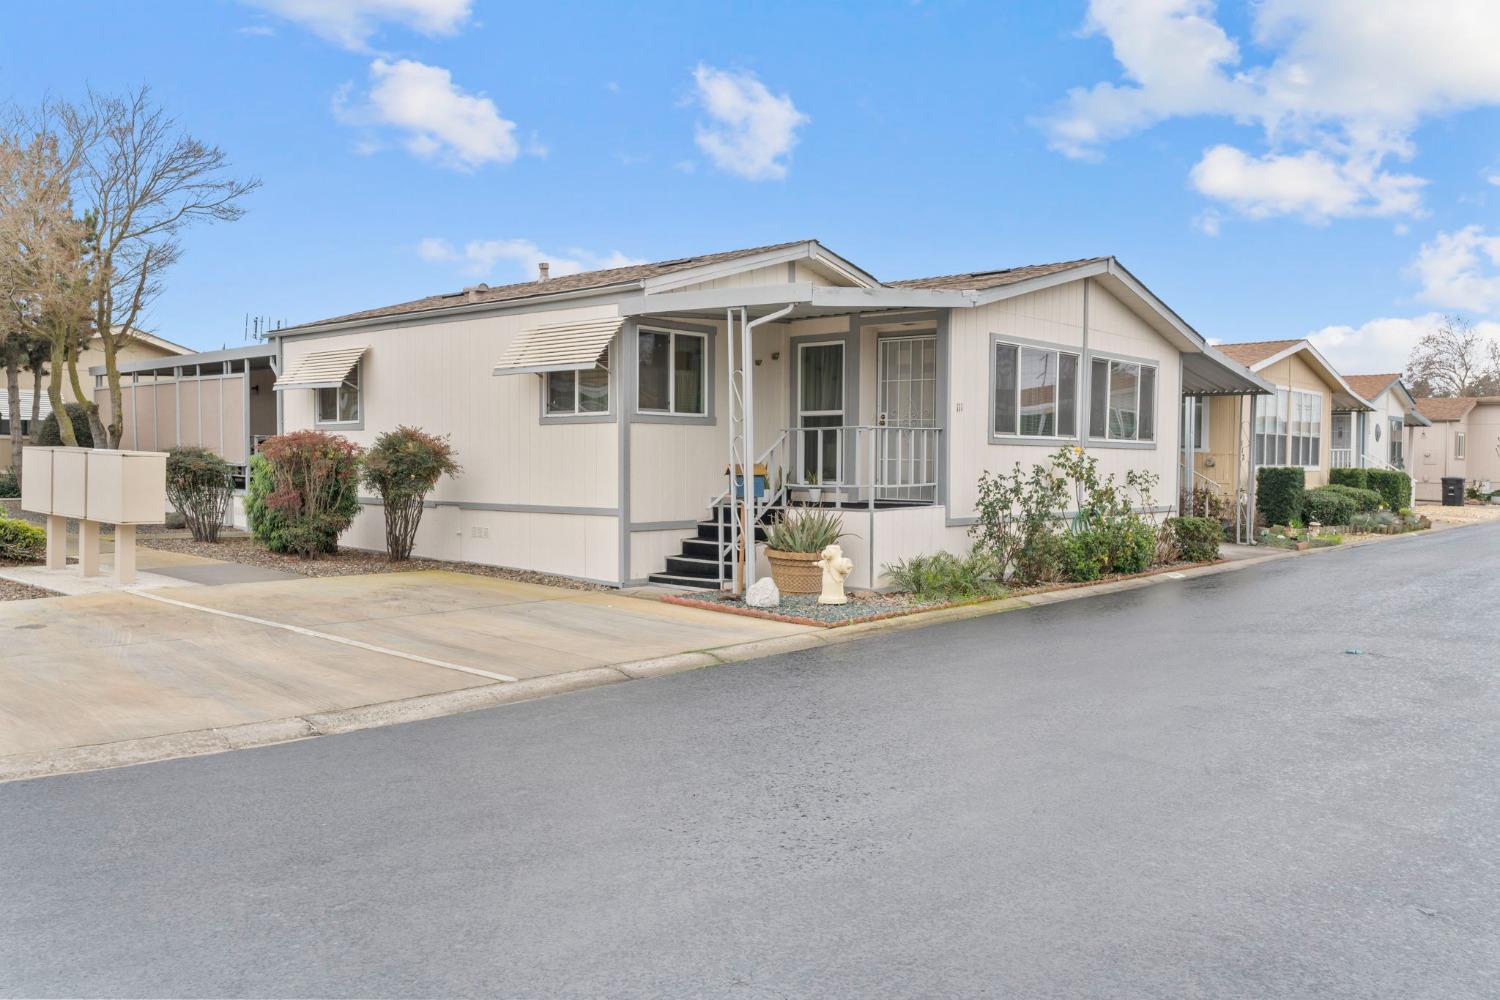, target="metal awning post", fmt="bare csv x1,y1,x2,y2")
1246,392,1258,544
1233,393,1243,544
739,306,754,593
